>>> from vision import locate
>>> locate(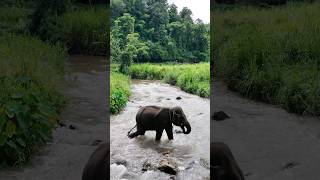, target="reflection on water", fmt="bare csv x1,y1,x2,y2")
110,80,210,180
